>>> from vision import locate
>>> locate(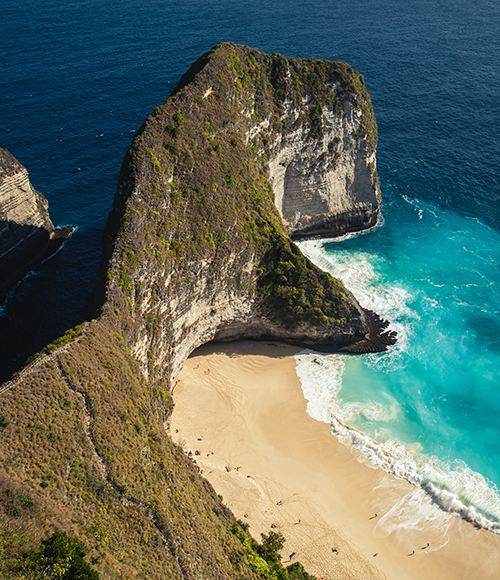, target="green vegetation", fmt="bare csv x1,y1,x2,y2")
0,324,259,577
107,43,368,327
0,43,374,577
41,325,84,356
146,147,161,171
259,236,349,327
231,522,315,579
173,110,184,126
20,532,98,579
